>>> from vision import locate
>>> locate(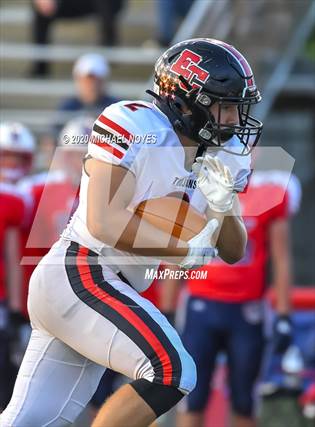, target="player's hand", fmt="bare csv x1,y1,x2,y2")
208,136,252,192
192,155,235,212
180,218,219,269
272,315,292,354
